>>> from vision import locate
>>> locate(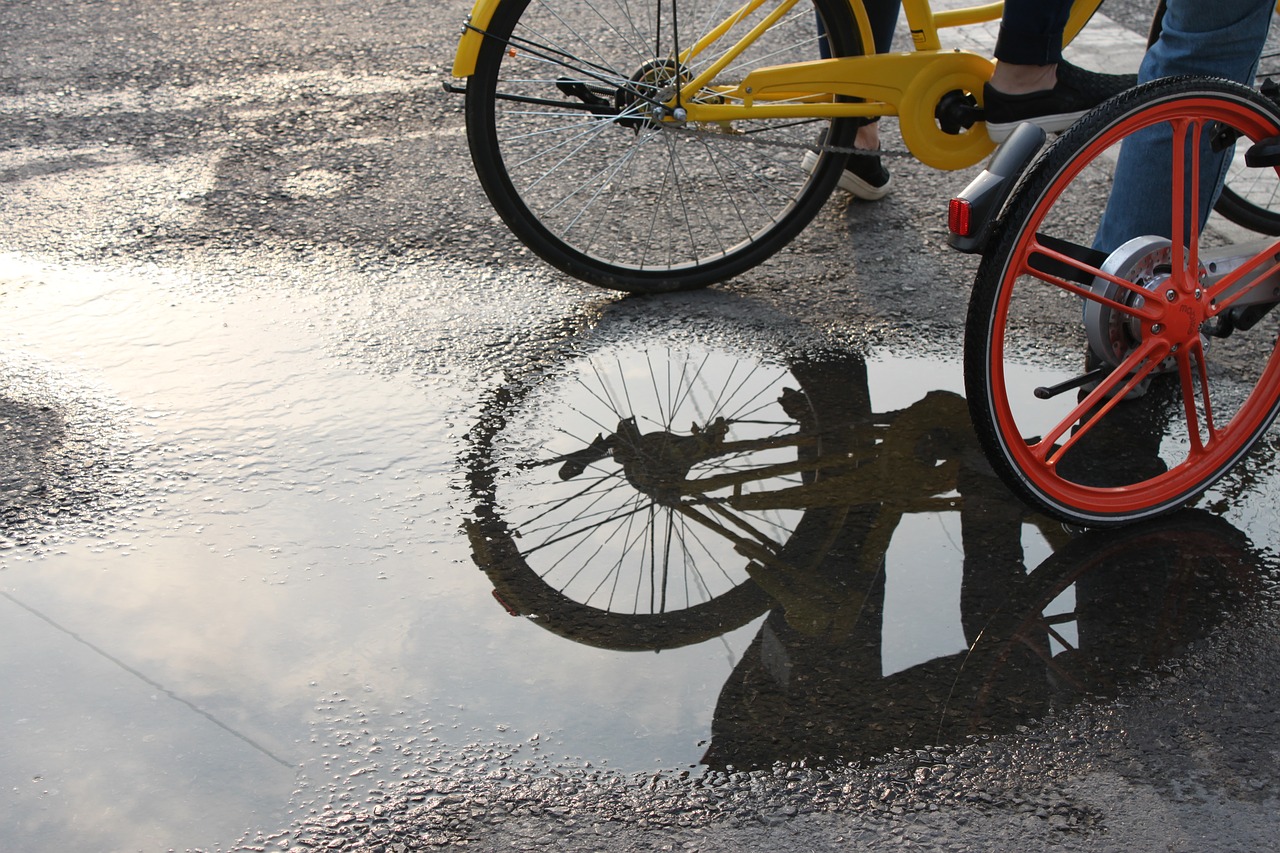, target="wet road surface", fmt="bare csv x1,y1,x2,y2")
3,1,1280,851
